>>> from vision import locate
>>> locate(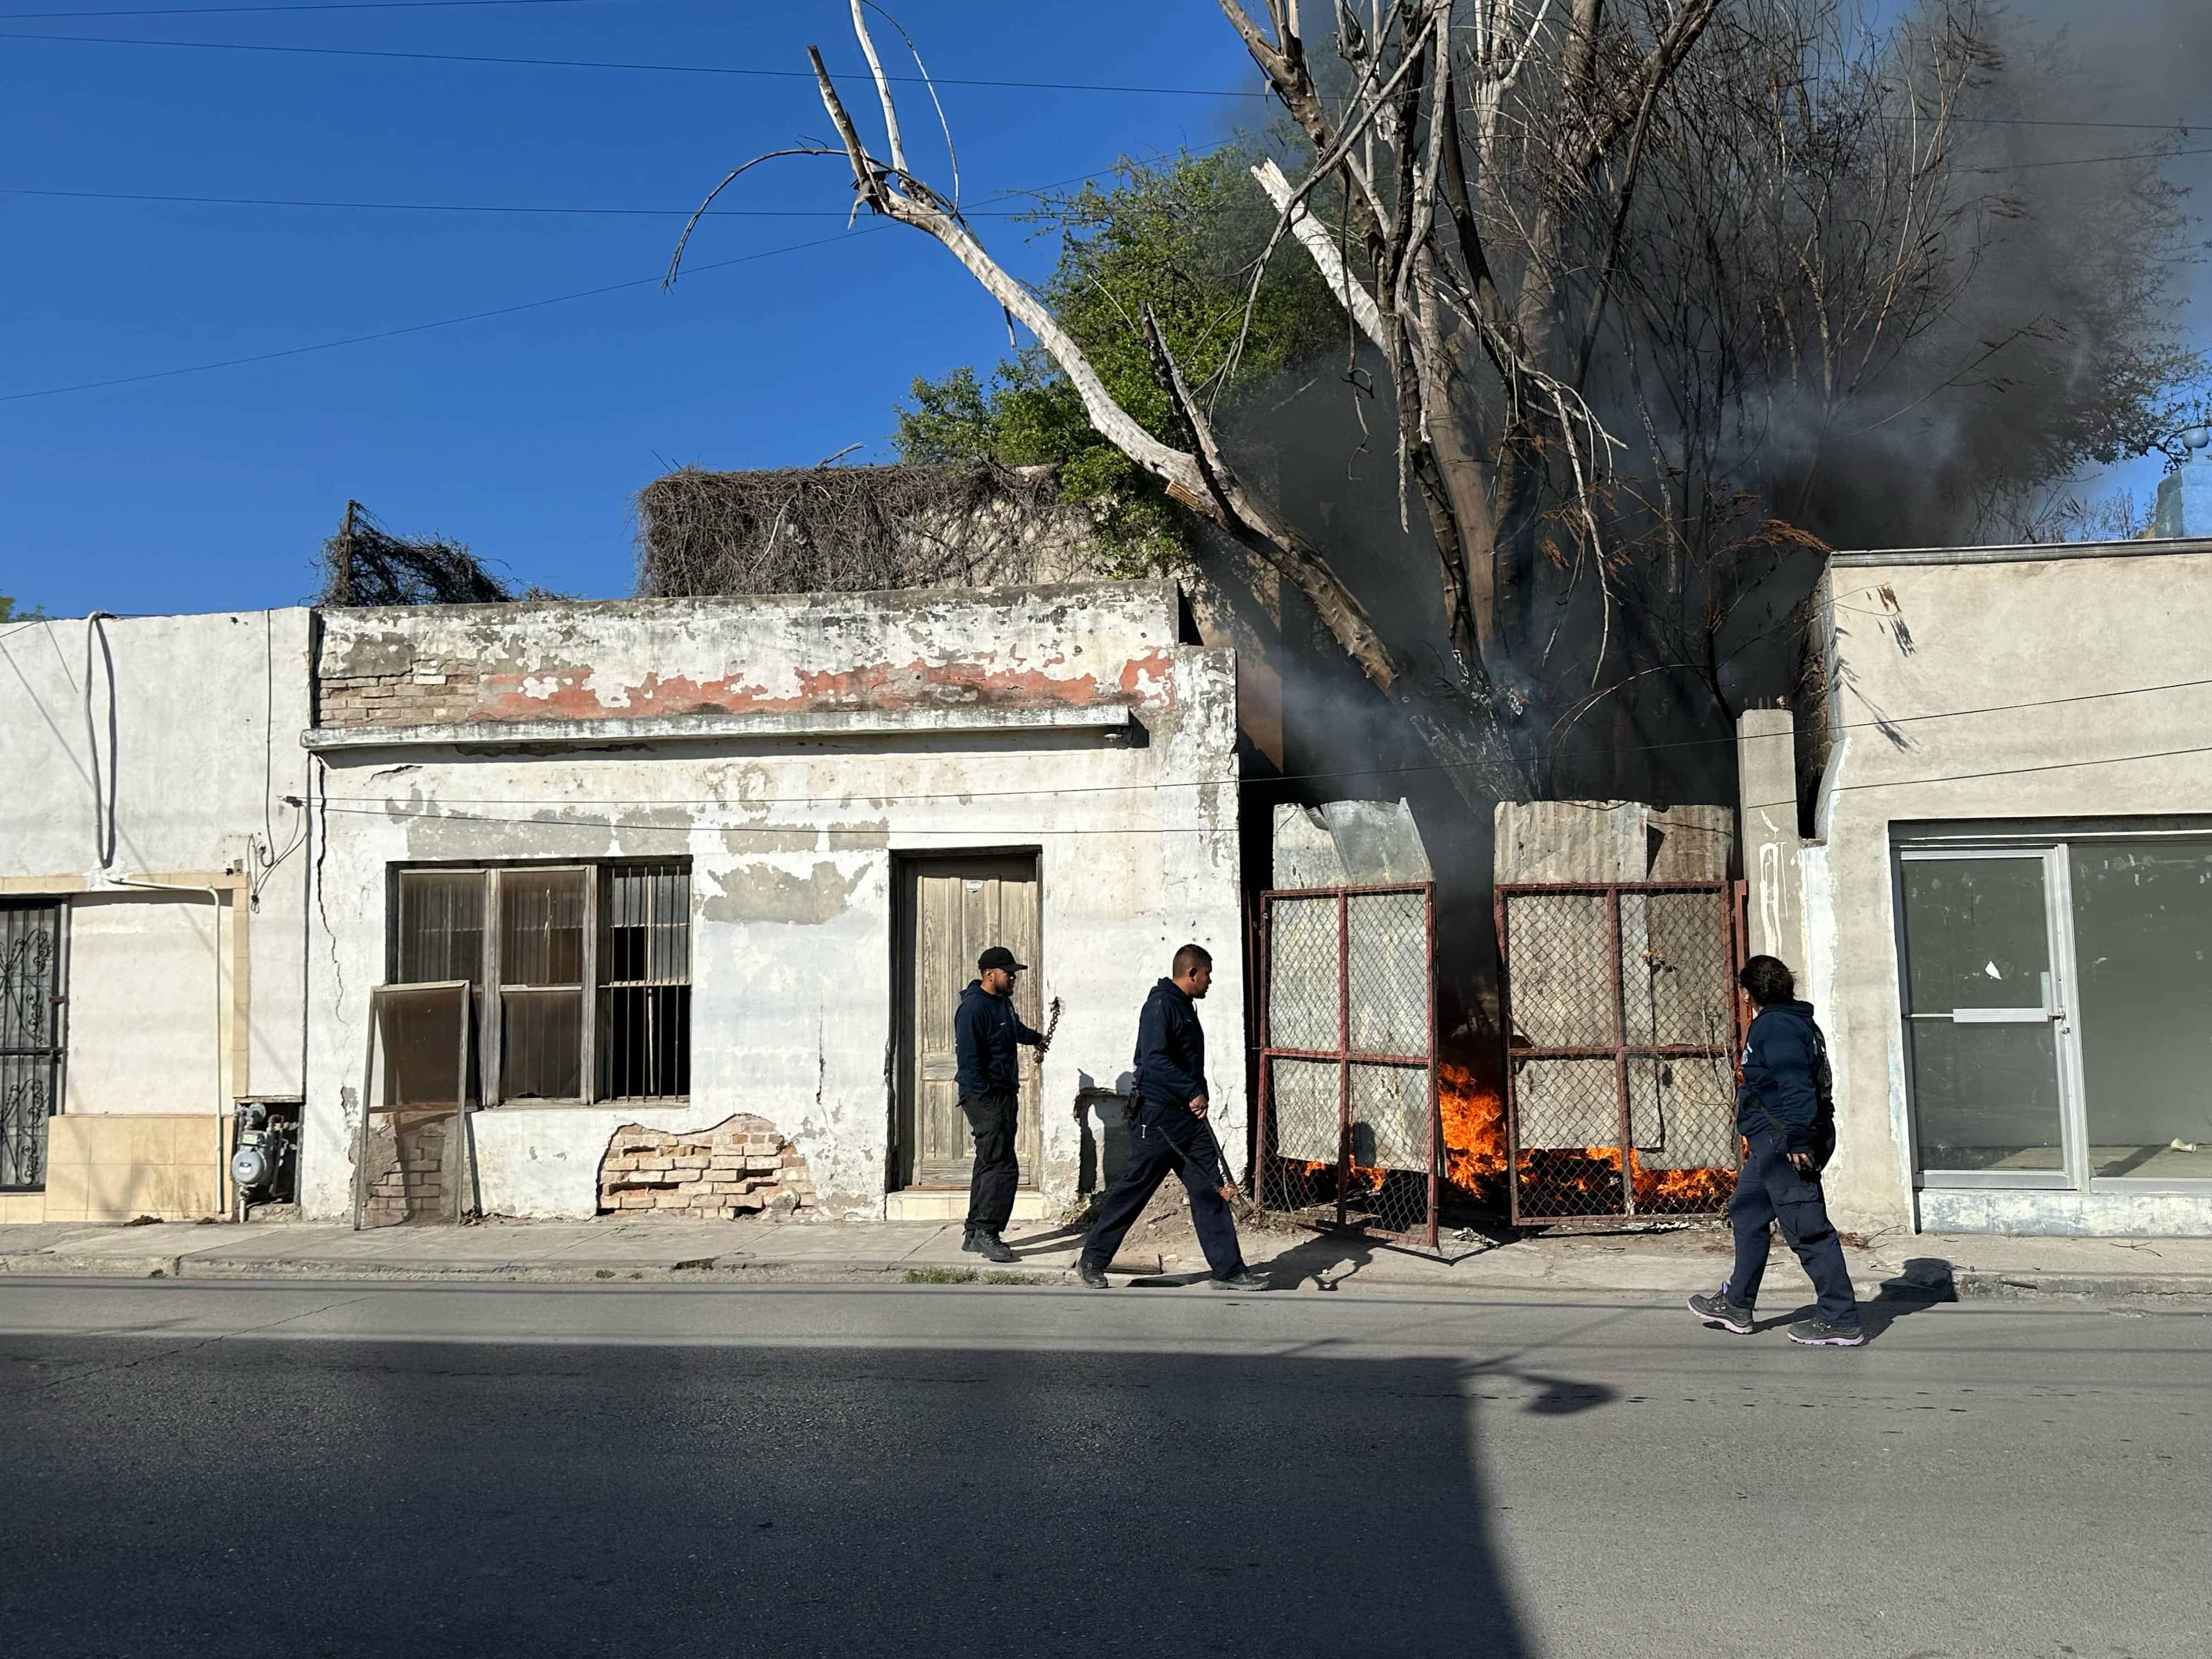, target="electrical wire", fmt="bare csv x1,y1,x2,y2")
3,0,618,15
0,160,1133,404
0,28,1280,95
306,726,2212,837
3,187,1034,216
312,671,2212,809
7,27,2212,134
